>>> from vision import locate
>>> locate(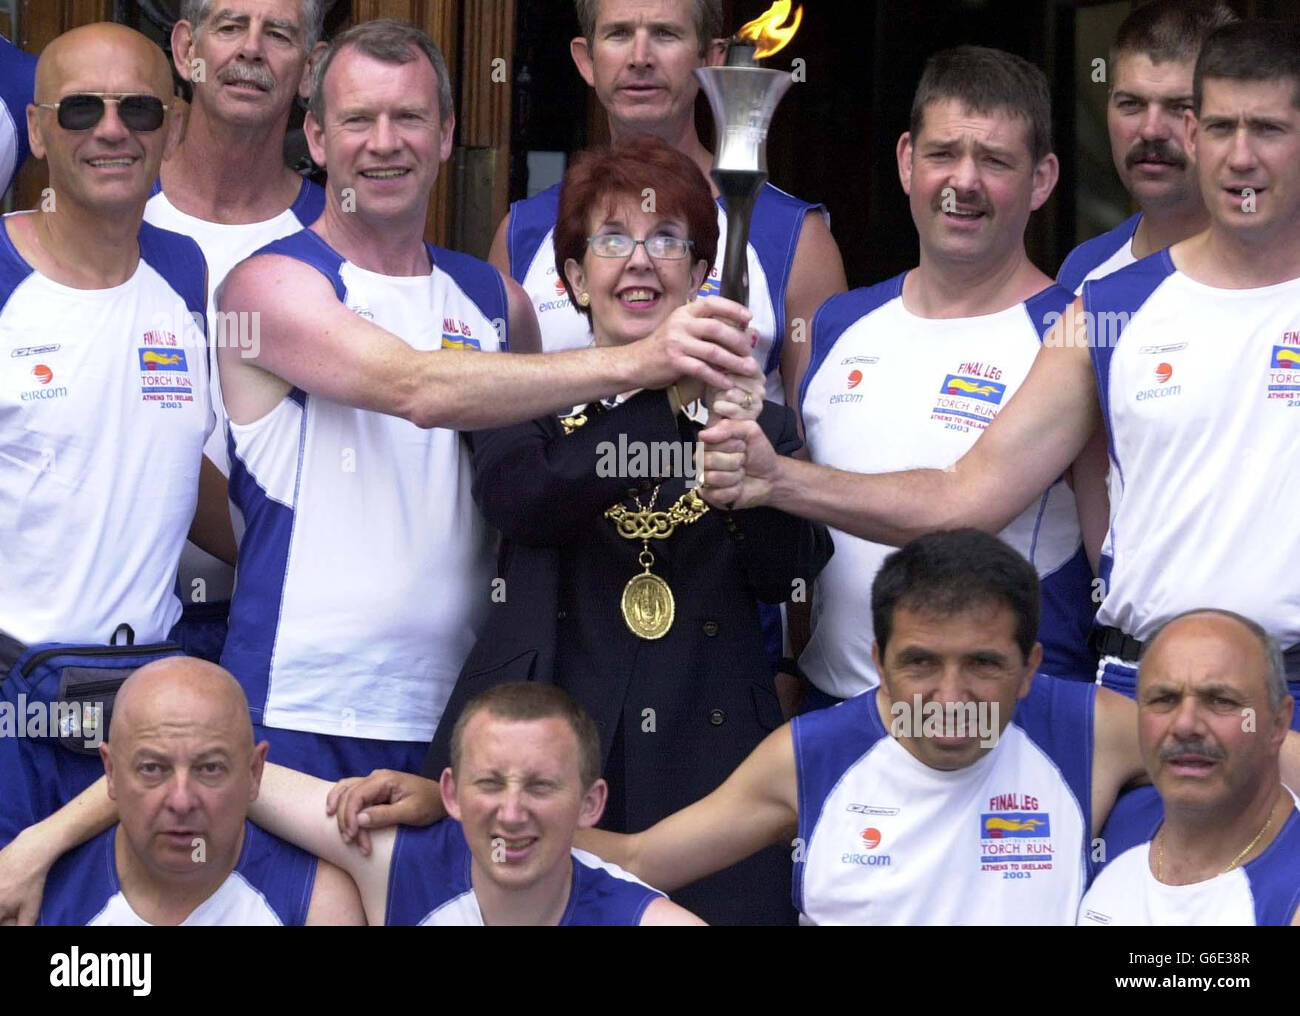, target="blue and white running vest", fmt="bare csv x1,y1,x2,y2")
40,821,317,925
0,217,211,645
221,230,505,742
1057,212,1141,293
1086,253,1300,654
791,675,1093,924
385,819,662,925
146,178,327,605
798,277,1096,695
1081,785,1300,925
